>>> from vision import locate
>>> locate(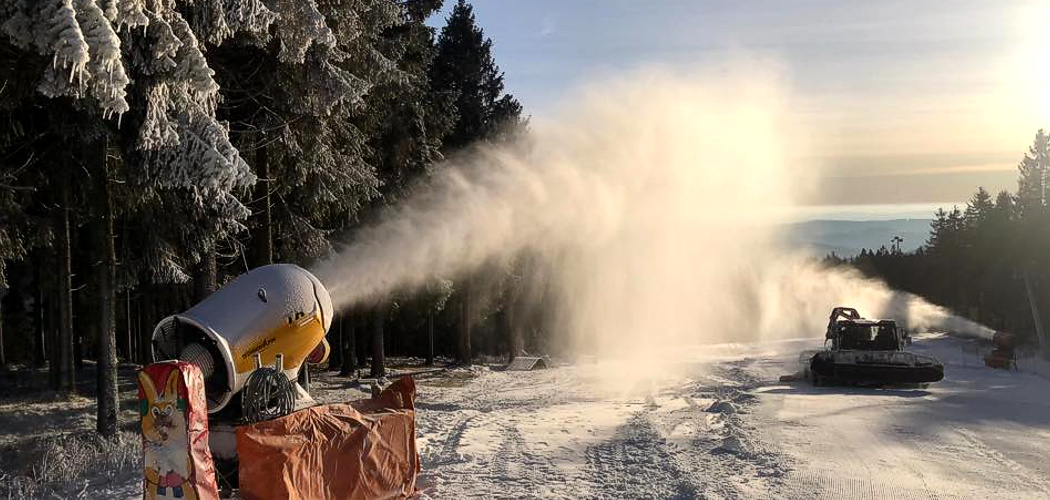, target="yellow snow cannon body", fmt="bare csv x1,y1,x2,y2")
151,264,333,413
